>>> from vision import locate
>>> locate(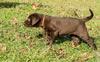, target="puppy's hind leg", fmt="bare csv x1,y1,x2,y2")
77,32,96,50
